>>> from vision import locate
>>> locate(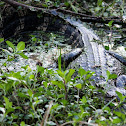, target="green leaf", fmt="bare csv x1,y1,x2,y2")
51,81,65,90
28,89,33,97
18,93,29,98
106,70,110,79
107,70,117,80
0,38,4,43
71,4,78,13
6,41,15,50
18,52,28,59
85,73,94,80
116,91,125,102
108,20,114,27
43,81,48,88
97,0,103,6
65,69,75,83
114,111,125,120
42,4,48,7
75,84,82,89
64,2,69,6
29,74,34,79
20,121,25,126
81,96,87,104
113,118,121,124
17,41,25,51
78,68,87,77
108,74,117,79
57,70,67,78
3,96,12,109
105,46,109,50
